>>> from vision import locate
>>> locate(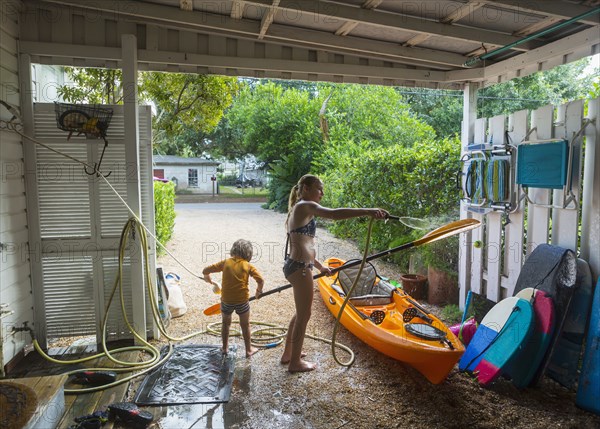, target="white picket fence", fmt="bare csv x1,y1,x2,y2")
458,98,600,306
